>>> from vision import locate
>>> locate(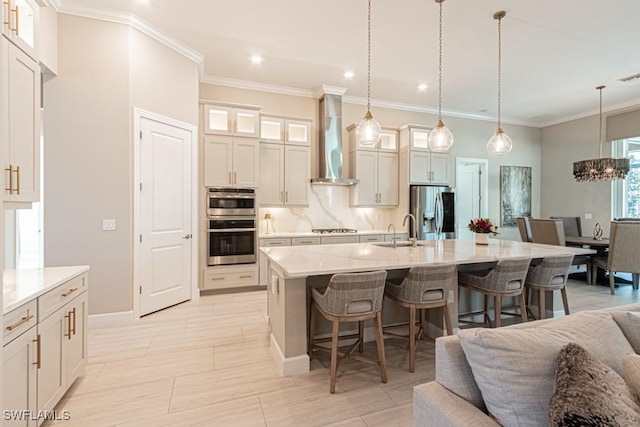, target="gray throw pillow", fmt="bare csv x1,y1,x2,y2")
623,353,640,398
549,343,640,427
611,311,640,353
